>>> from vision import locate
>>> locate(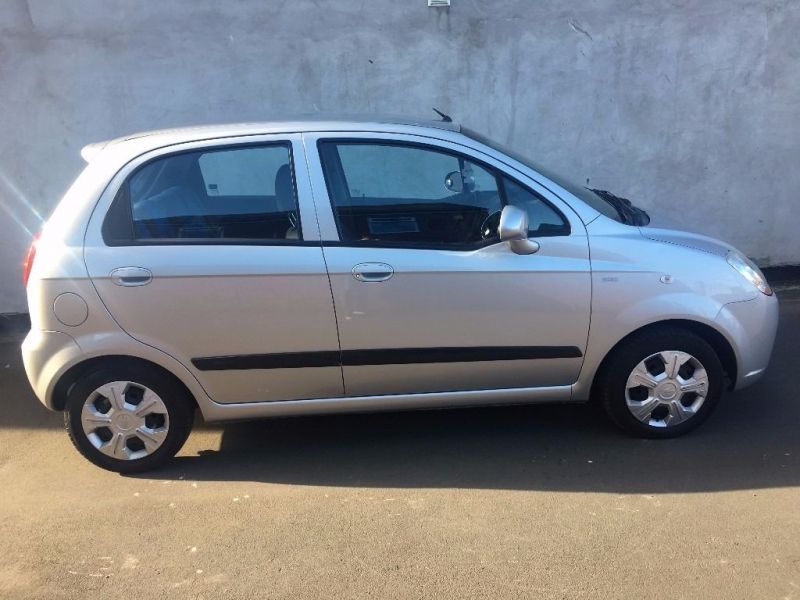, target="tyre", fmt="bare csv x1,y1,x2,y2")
597,327,725,438
64,363,195,473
